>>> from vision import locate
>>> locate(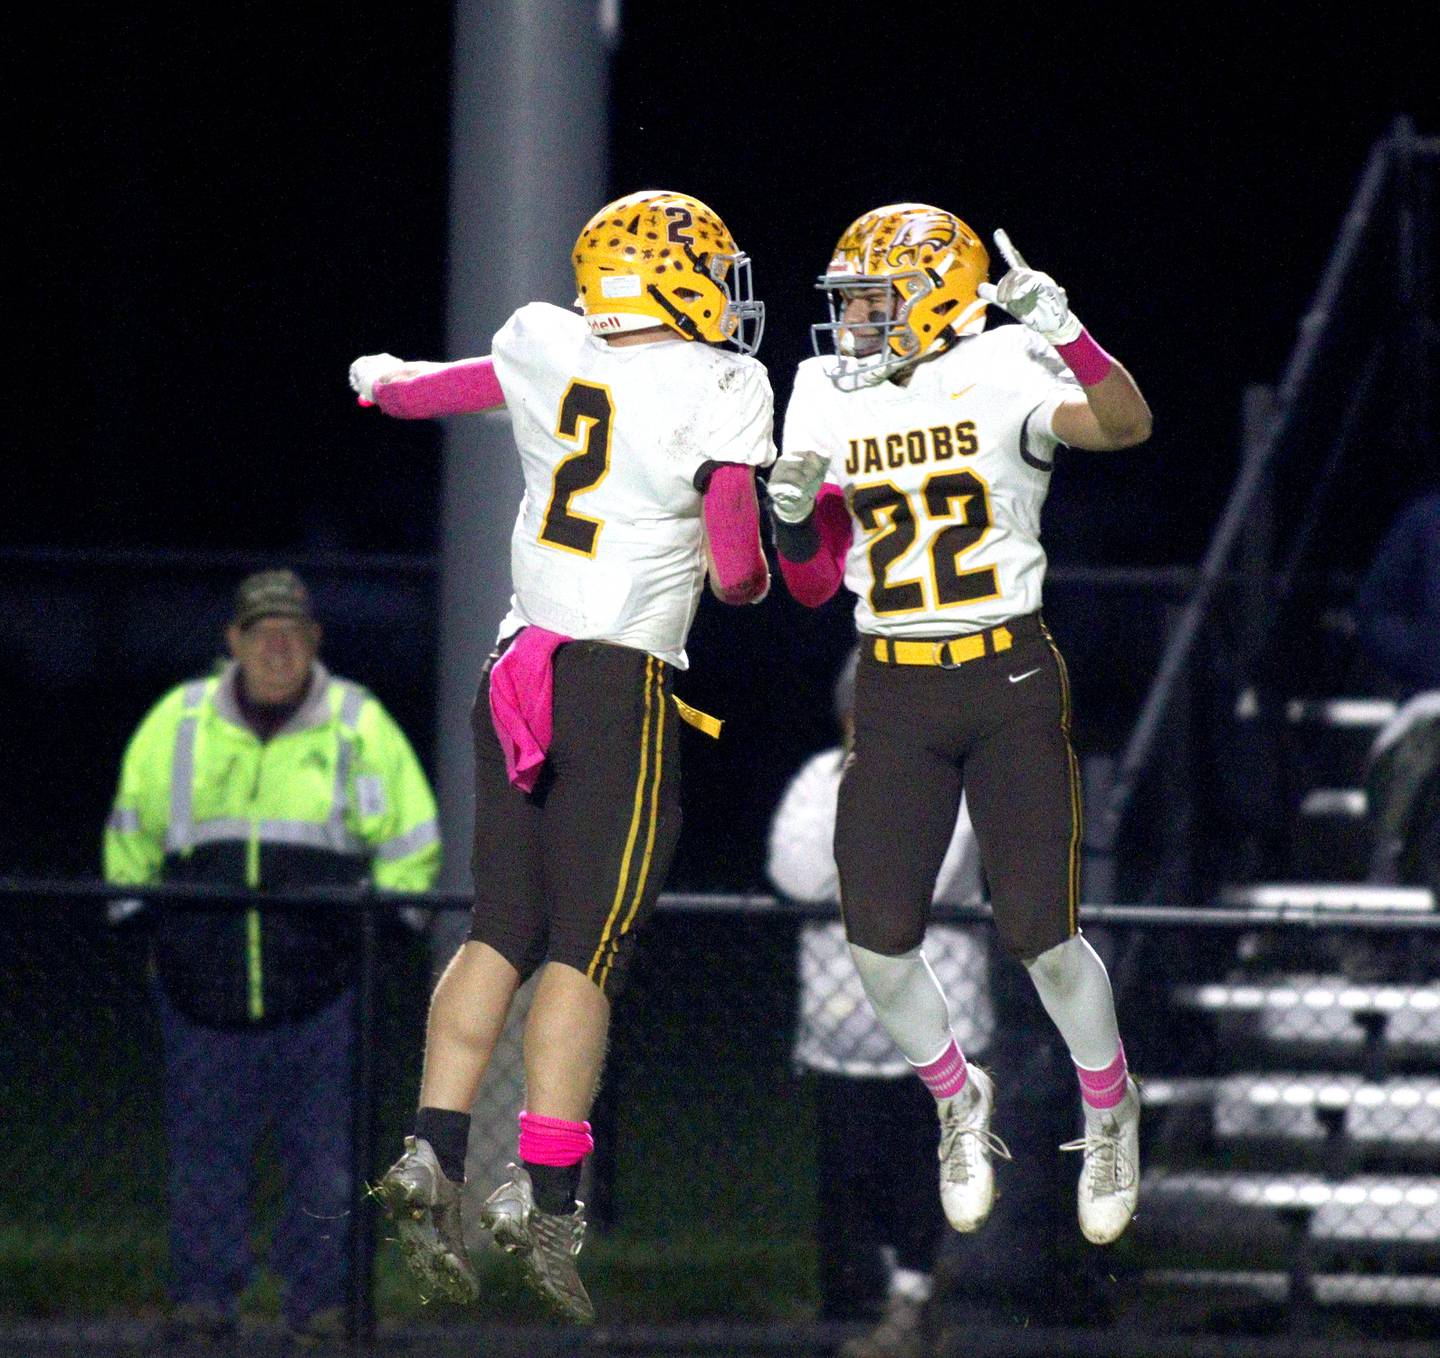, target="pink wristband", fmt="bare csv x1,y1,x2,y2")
1054,328,1114,386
